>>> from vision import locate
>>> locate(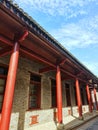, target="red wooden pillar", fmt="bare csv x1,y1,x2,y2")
75,79,82,117
56,66,63,124
94,88,98,110
0,113,1,124
0,42,20,130
86,84,92,112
